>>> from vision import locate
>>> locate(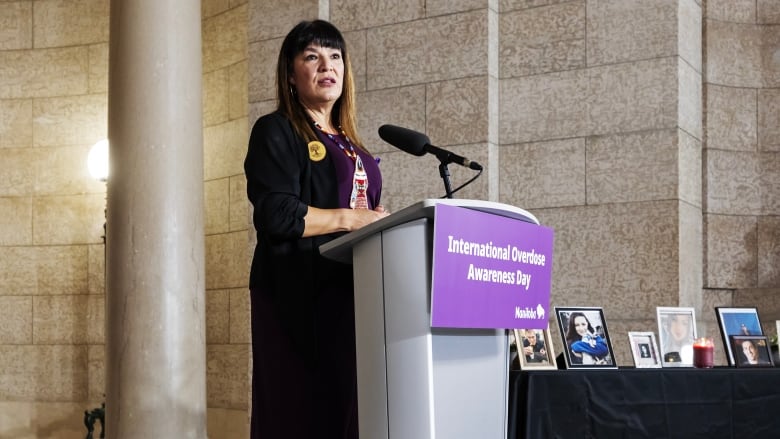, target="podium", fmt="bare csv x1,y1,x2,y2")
320,199,540,439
